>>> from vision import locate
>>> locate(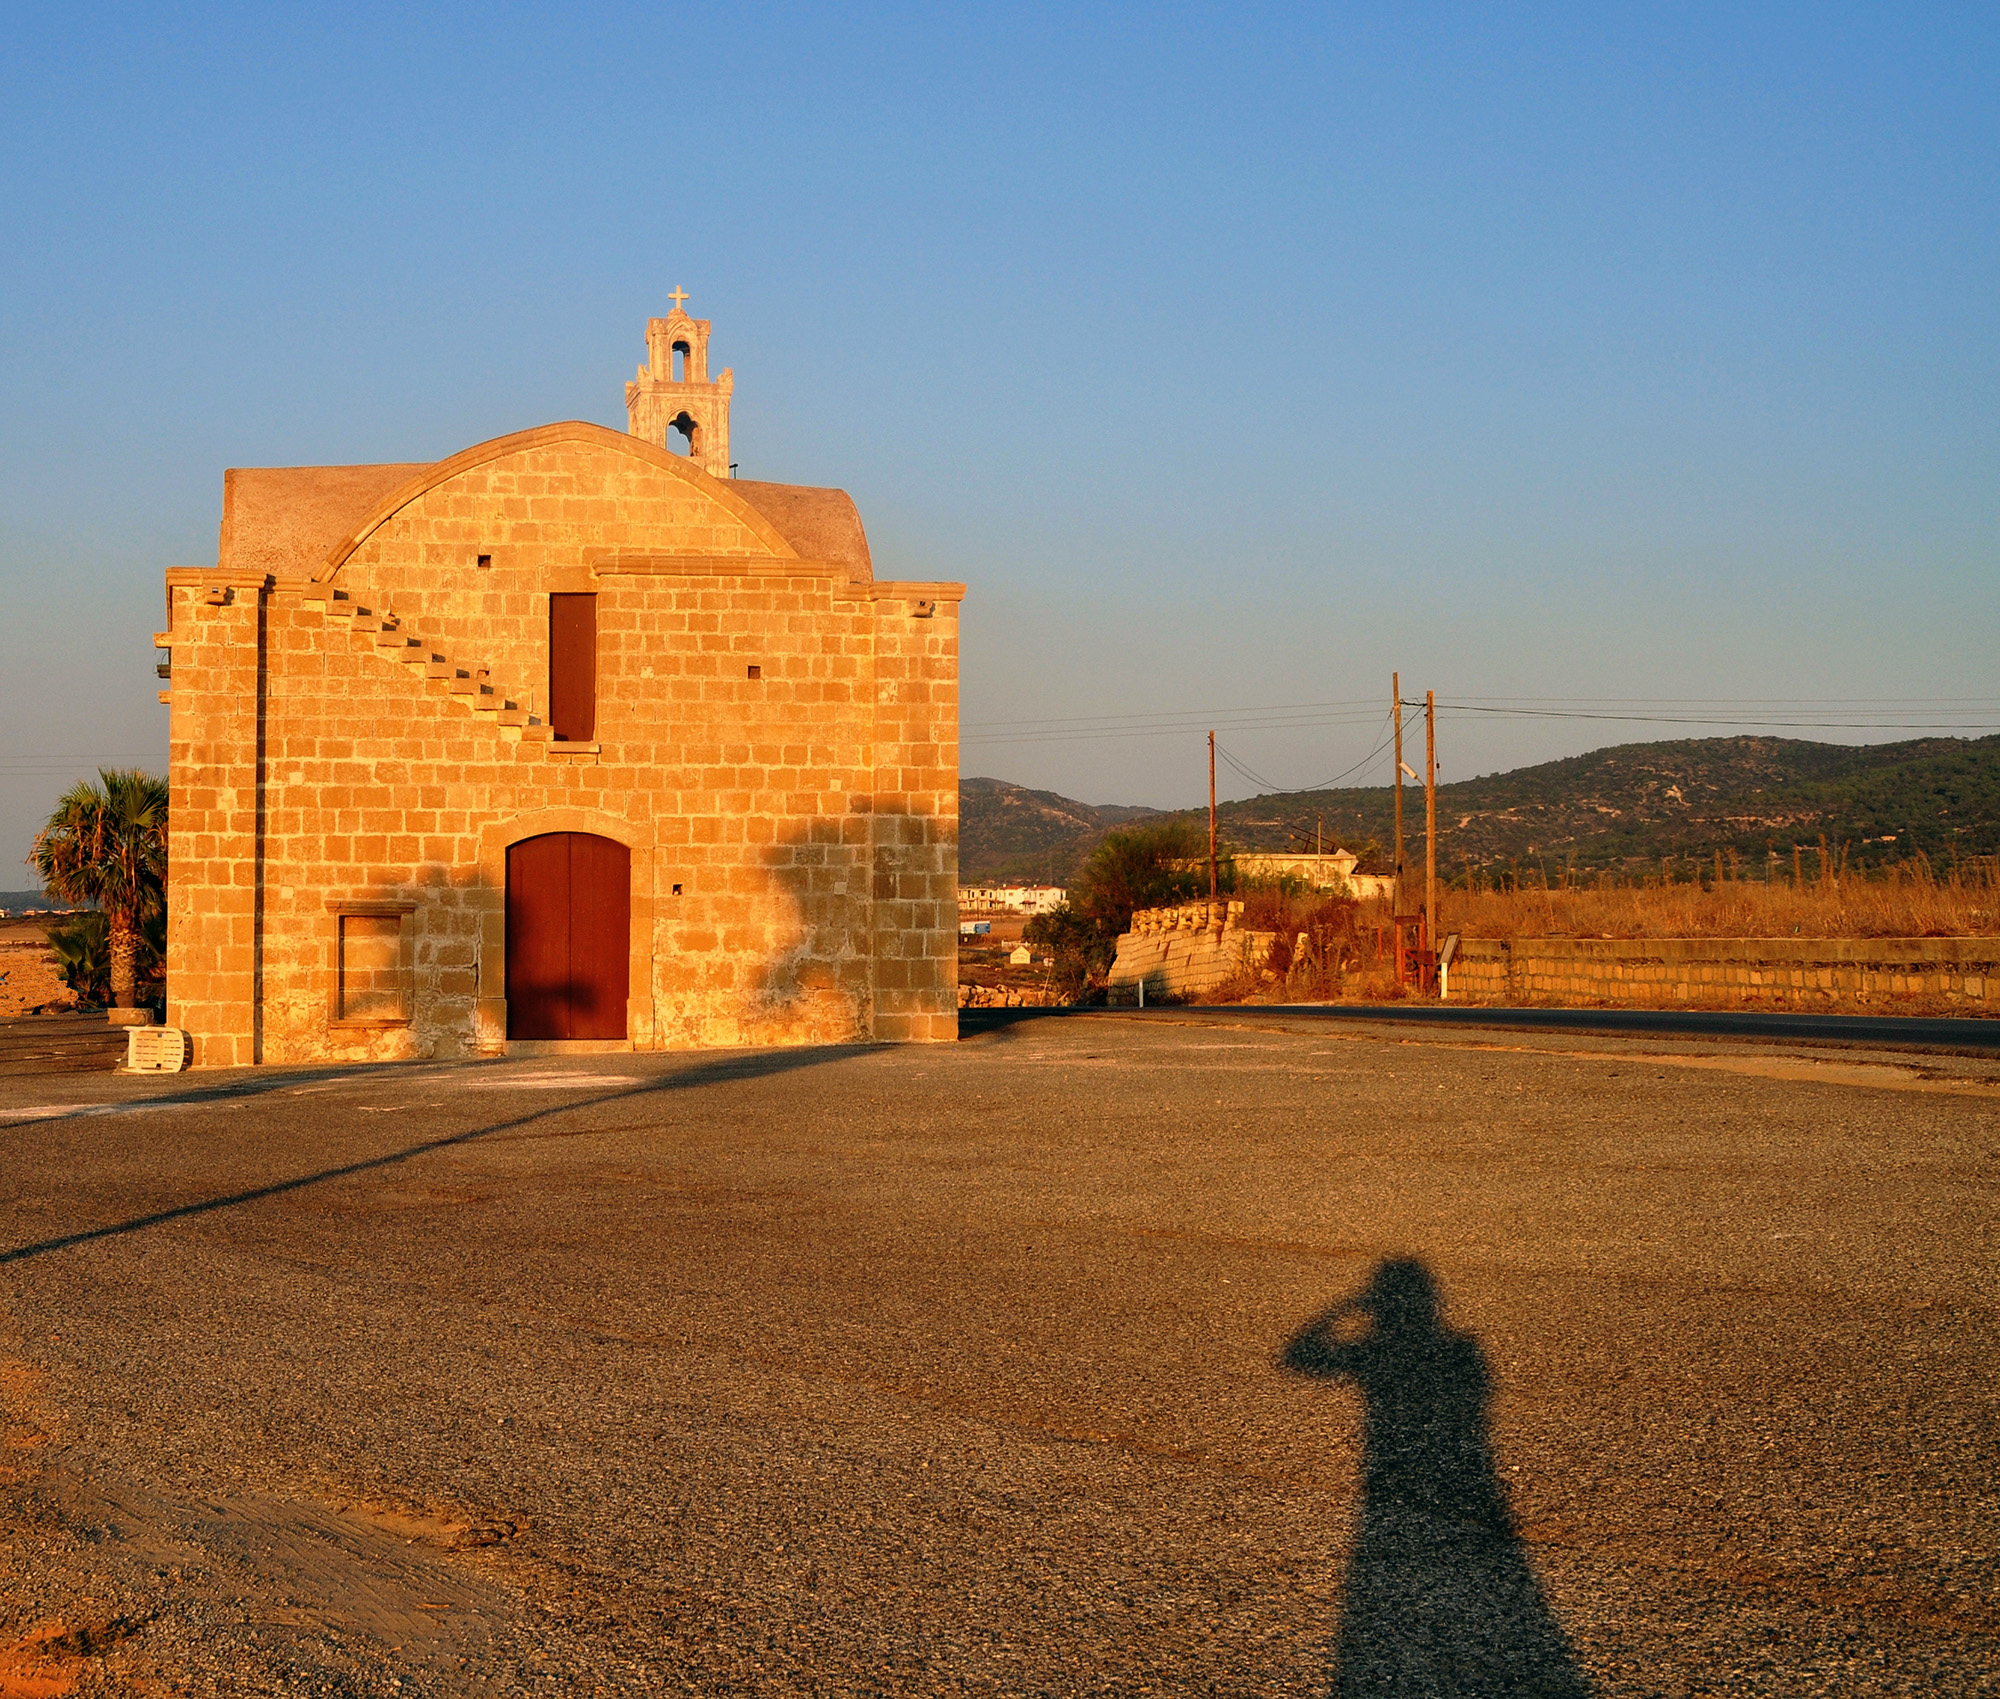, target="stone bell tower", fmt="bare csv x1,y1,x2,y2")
624,291,734,478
